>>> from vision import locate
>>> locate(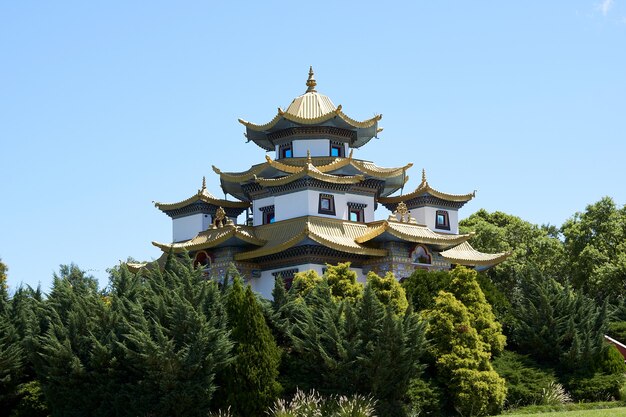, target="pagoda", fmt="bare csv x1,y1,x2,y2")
136,68,508,298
